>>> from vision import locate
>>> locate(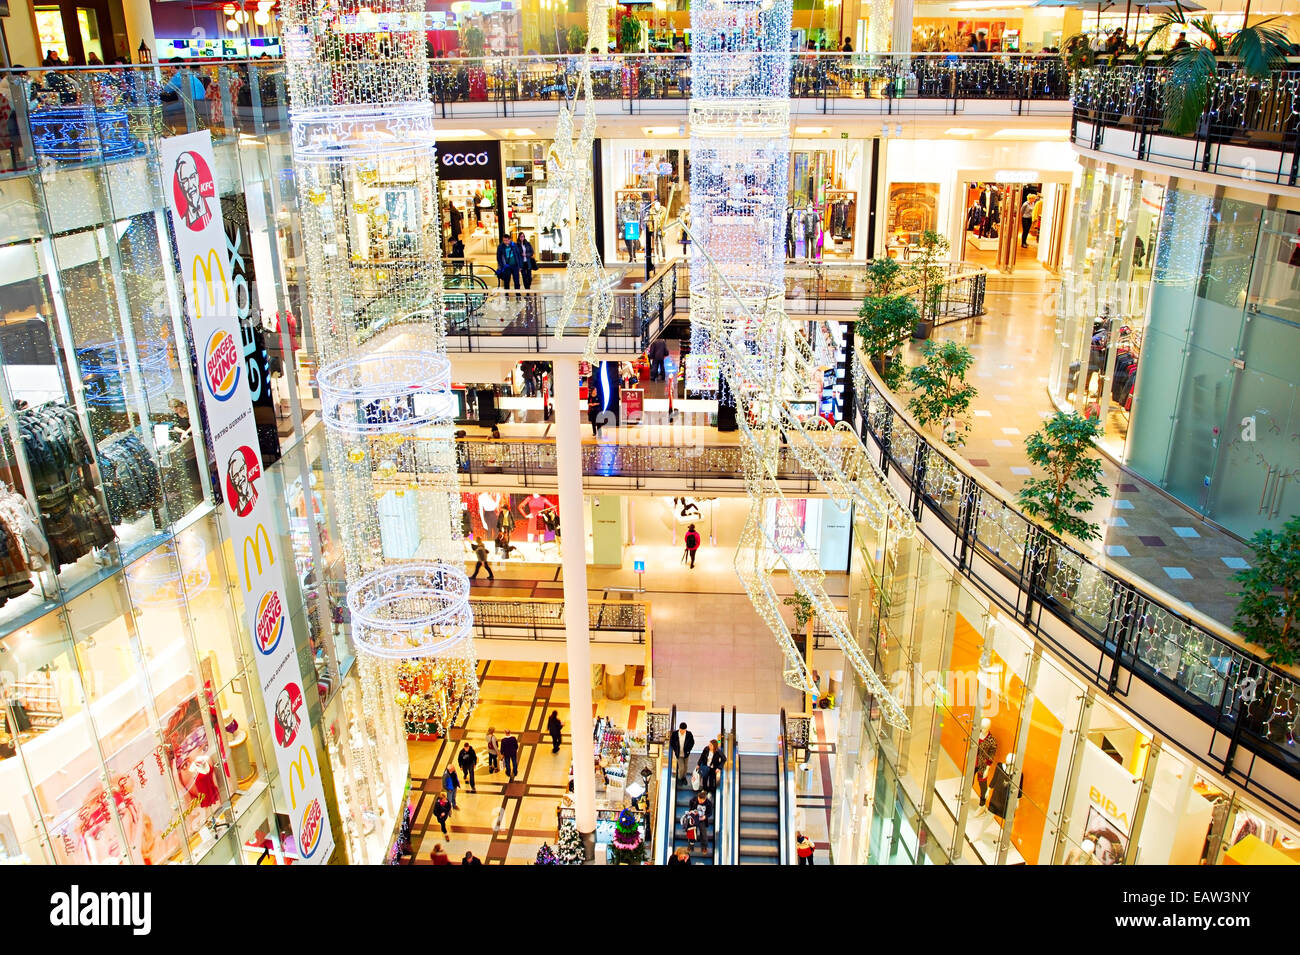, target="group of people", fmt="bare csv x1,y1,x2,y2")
429,722,545,834
667,722,727,860
495,231,537,289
